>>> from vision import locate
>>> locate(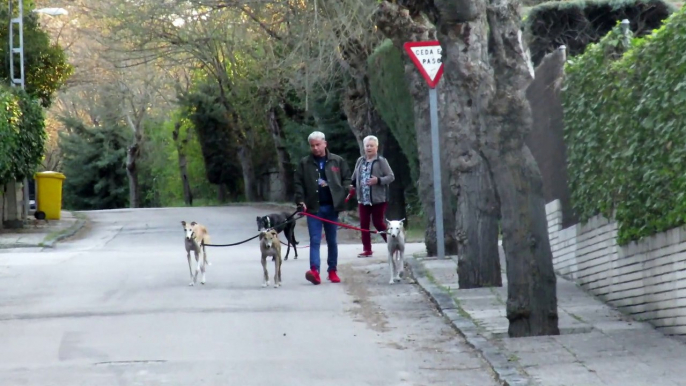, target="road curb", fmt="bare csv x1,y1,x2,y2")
40,216,88,248
406,255,533,386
